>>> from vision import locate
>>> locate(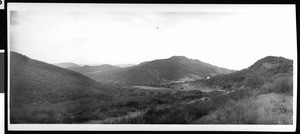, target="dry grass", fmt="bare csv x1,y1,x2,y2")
194,98,259,124
255,93,293,124
193,76,293,125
